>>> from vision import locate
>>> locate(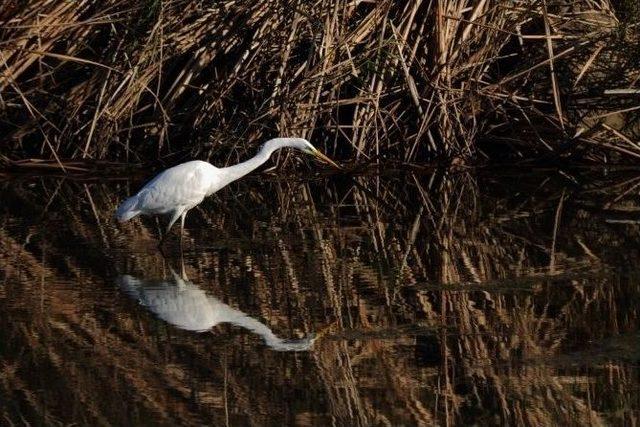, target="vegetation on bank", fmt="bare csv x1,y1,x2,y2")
0,0,639,168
